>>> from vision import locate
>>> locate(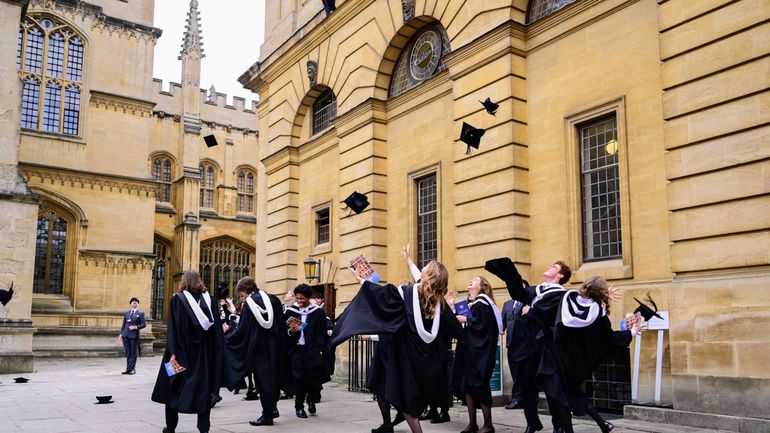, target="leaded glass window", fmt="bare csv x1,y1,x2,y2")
416,174,438,269
33,207,68,295
389,25,451,98
199,239,253,299
312,89,336,135
580,115,622,261
527,0,579,24
17,15,84,135
316,208,330,245
152,156,174,203
150,238,170,320
199,163,216,209
236,170,255,213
